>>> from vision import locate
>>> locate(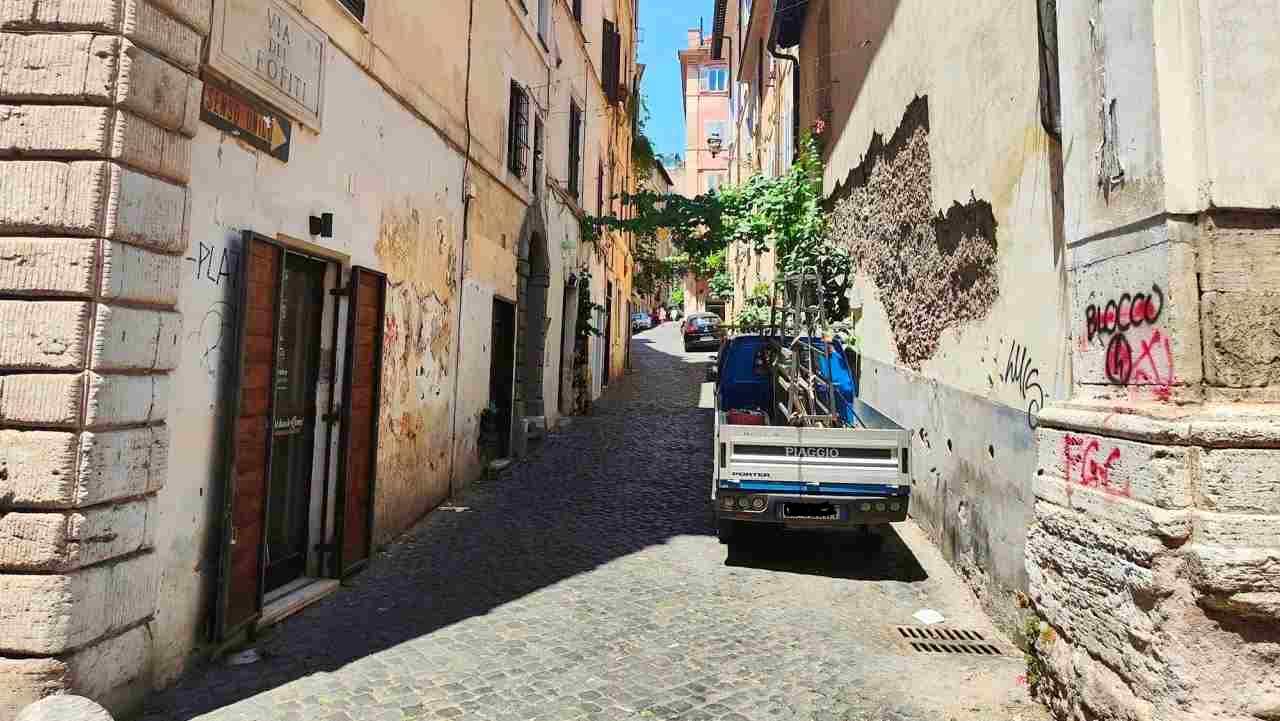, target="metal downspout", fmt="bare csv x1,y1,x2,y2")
447,0,477,500
766,2,800,162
